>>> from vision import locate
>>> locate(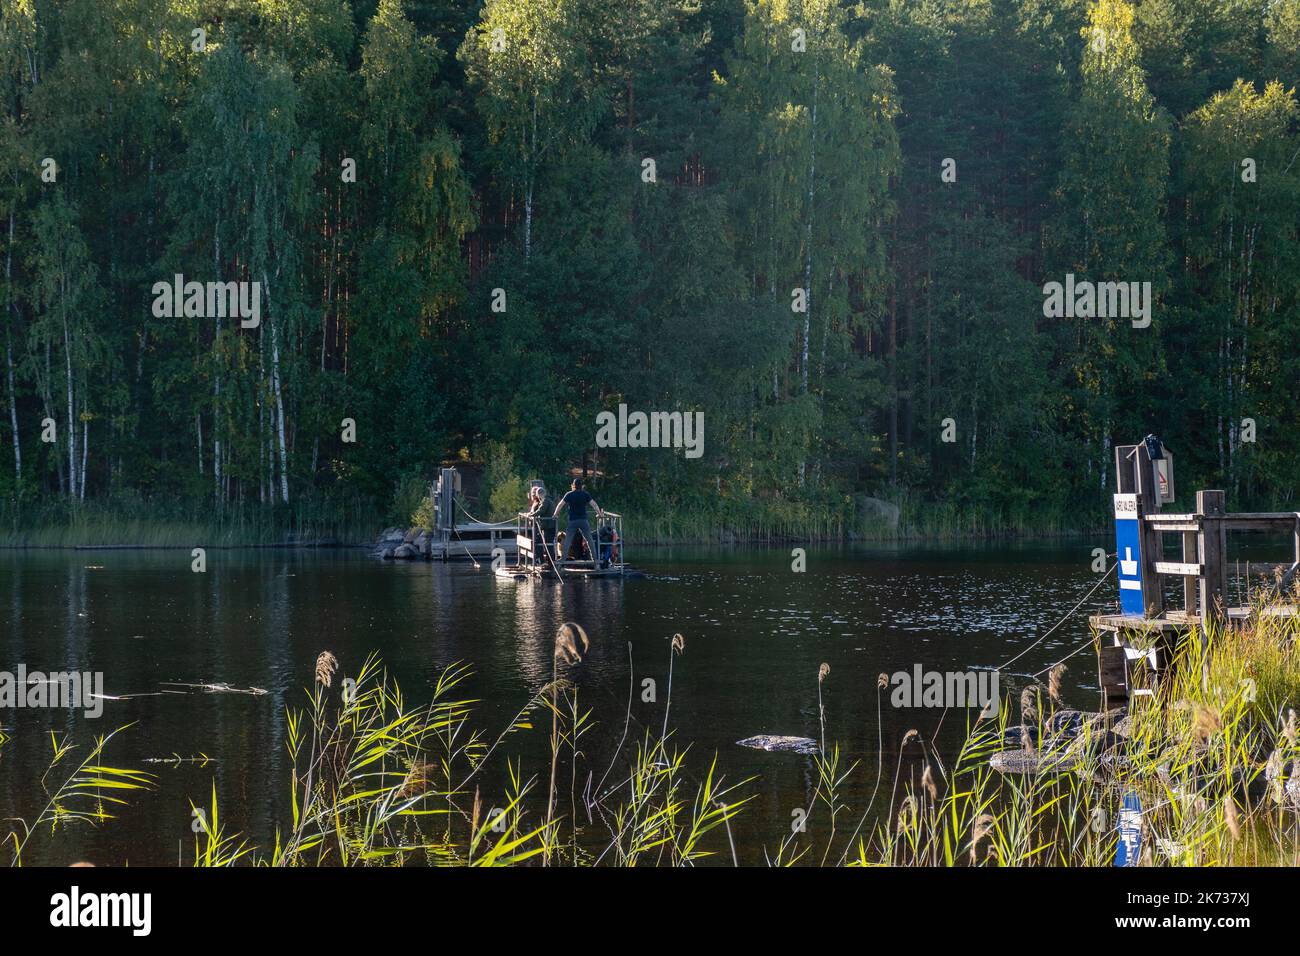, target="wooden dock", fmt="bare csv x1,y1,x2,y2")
1090,439,1300,703
1090,605,1300,635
